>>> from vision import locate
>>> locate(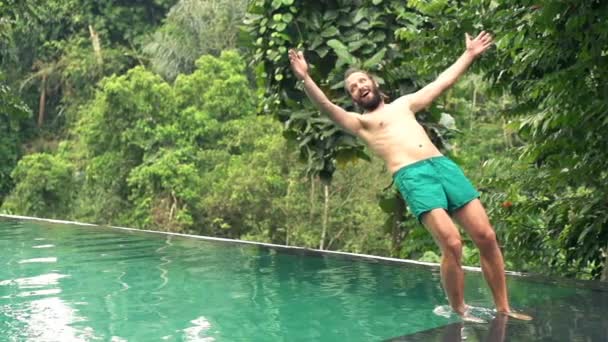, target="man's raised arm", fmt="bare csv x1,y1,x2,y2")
288,49,362,135
401,31,494,113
